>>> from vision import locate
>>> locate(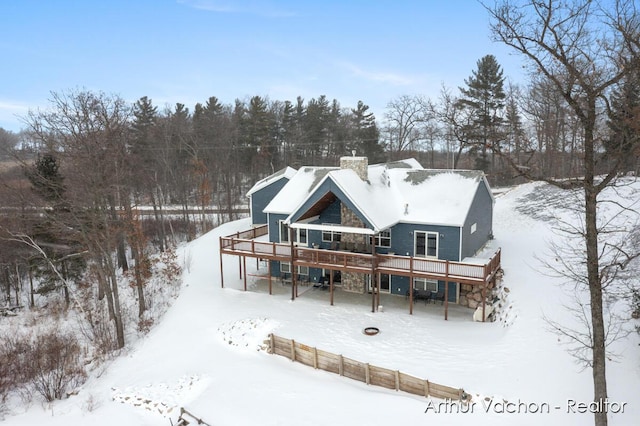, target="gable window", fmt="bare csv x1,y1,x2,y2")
415,231,438,258
470,223,477,234
414,277,438,293
371,229,391,248
322,224,342,242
